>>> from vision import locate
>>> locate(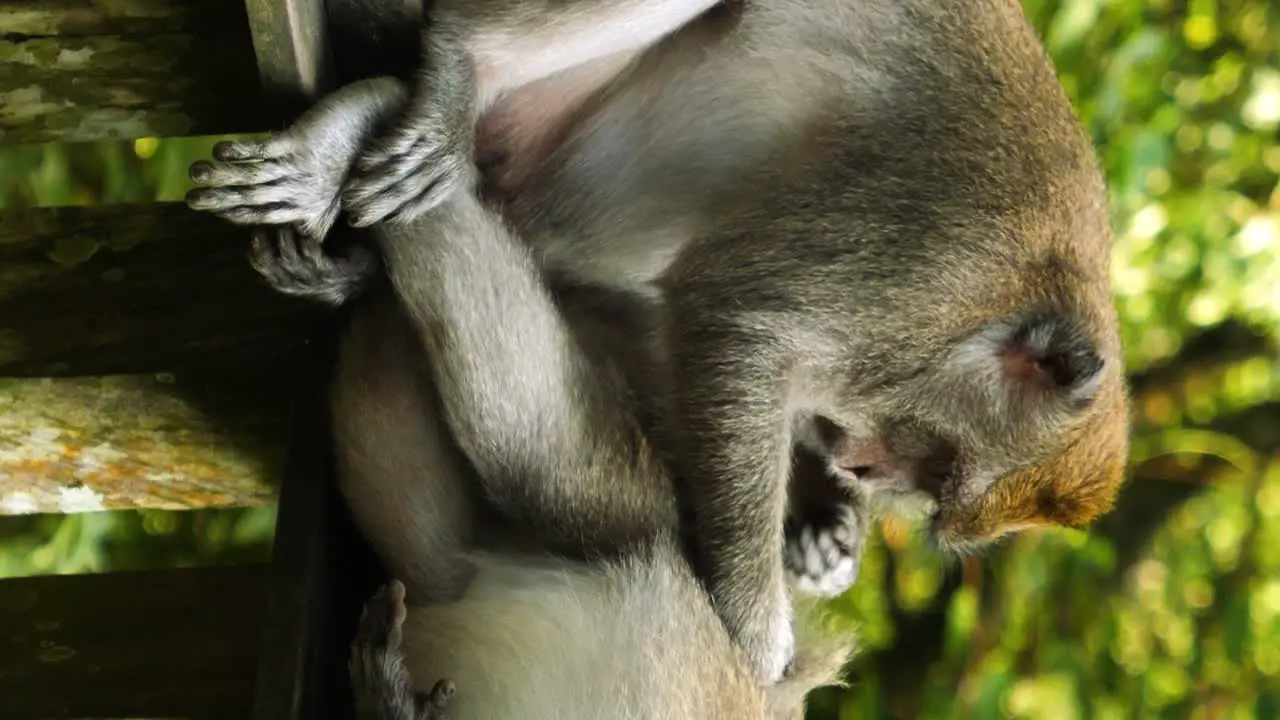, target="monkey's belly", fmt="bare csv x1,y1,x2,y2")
400,547,768,719
477,50,642,205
